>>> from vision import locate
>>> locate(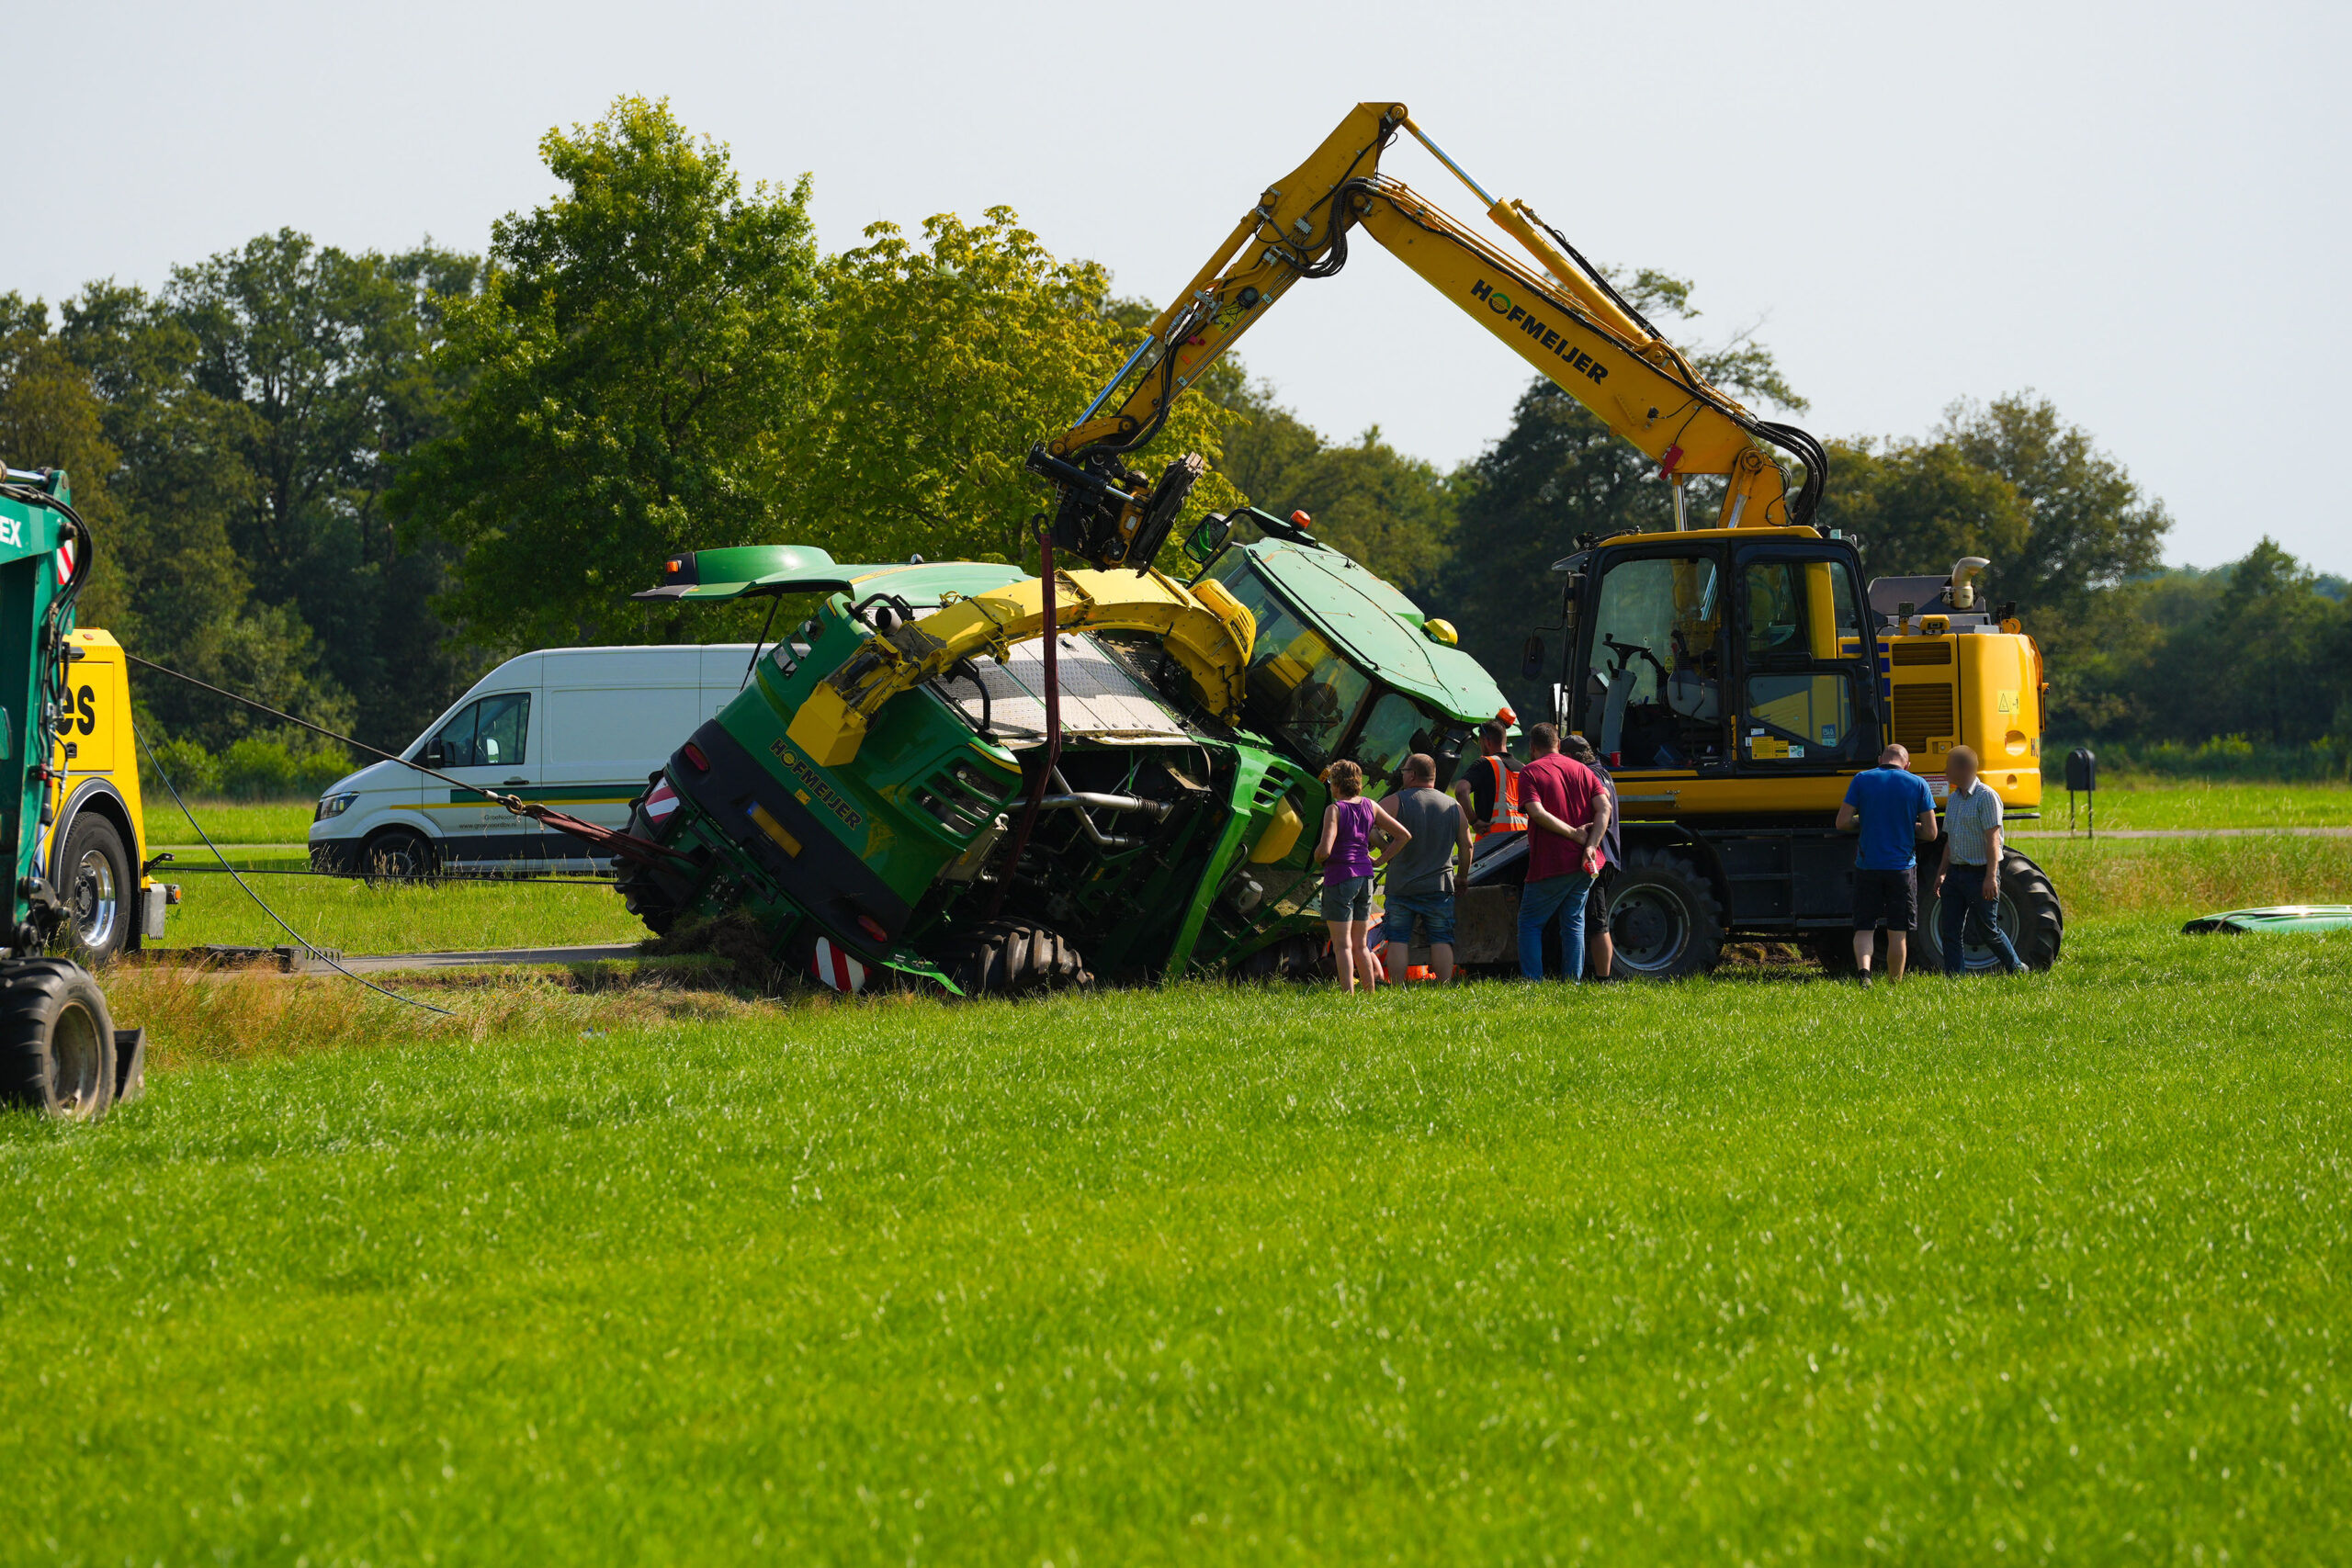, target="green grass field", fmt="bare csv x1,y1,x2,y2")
145,796,322,847
2018,775,2352,833
6,913,2350,1562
